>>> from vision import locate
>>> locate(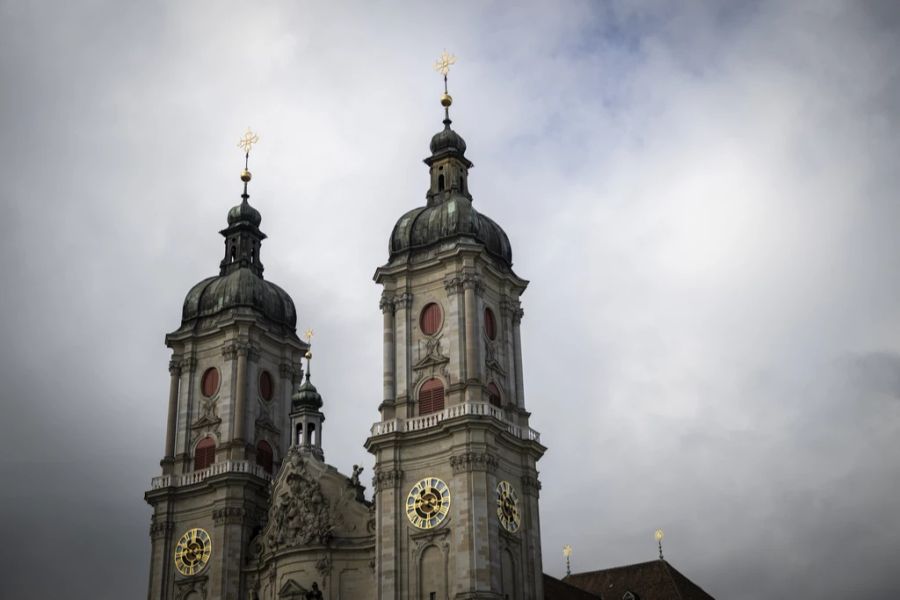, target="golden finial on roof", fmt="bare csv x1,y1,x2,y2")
433,50,456,115
237,127,259,183
304,328,314,360
655,528,665,560
563,545,573,576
